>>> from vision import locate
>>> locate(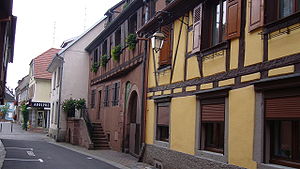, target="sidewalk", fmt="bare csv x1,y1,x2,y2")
0,123,153,169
